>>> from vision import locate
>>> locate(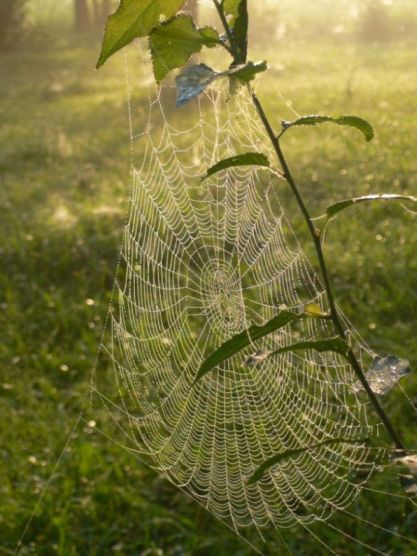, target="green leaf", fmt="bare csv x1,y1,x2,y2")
202,152,270,180
97,0,185,68
326,194,417,219
243,337,349,367
281,115,375,142
149,15,220,82
229,60,267,83
223,0,240,22
194,311,301,383
247,437,368,484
